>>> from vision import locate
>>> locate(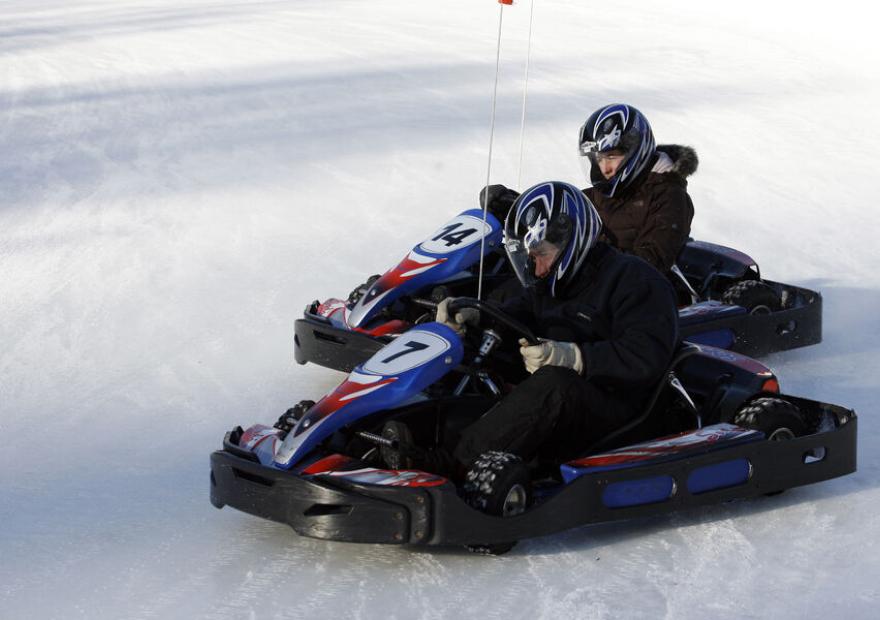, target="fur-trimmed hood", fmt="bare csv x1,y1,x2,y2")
655,144,699,178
